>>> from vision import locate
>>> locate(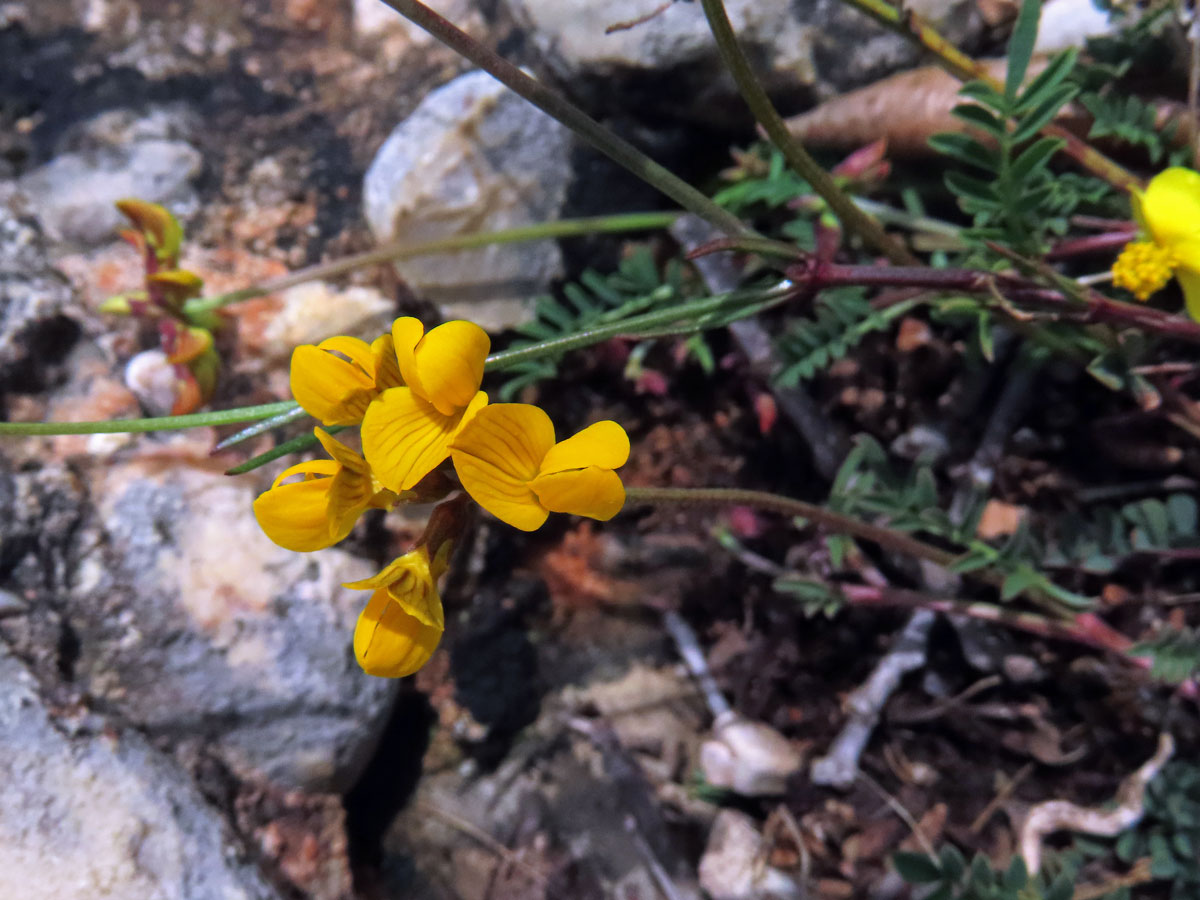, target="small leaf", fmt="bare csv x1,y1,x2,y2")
945,171,1000,207
1003,855,1028,889
949,547,998,573
1001,565,1042,600
893,851,943,884
939,844,966,881
1015,48,1079,113
929,132,1000,170
1011,84,1078,142
959,80,1006,110
1006,0,1044,101
952,102,1007,138
1010,137,1066,181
